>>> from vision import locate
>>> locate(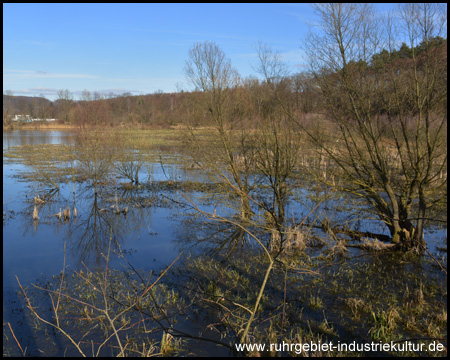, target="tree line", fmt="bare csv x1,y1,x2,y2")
4,36,446,129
